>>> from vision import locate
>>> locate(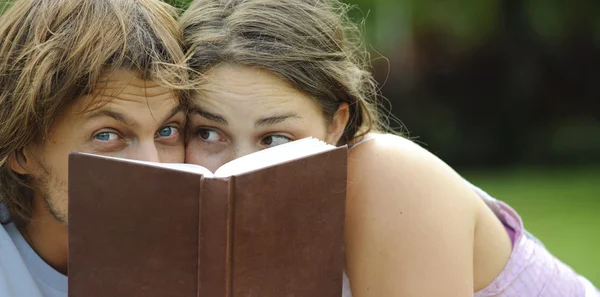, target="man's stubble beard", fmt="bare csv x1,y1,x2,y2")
34,161,69,225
